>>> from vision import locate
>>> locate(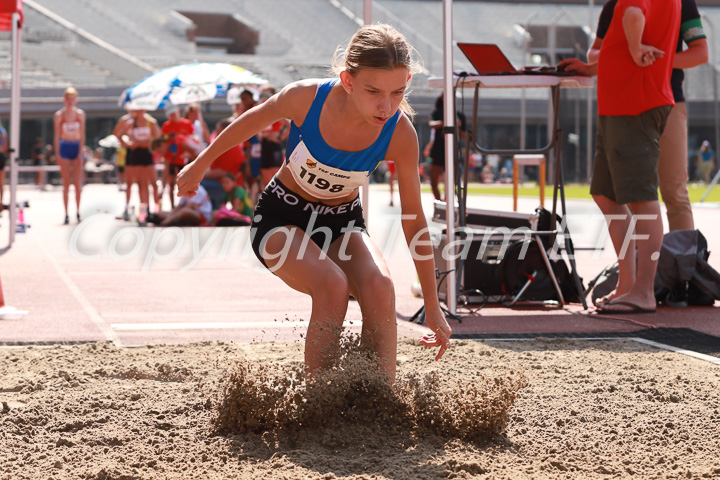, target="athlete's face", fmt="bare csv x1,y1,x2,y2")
63,93,78,108
341,67,410,126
